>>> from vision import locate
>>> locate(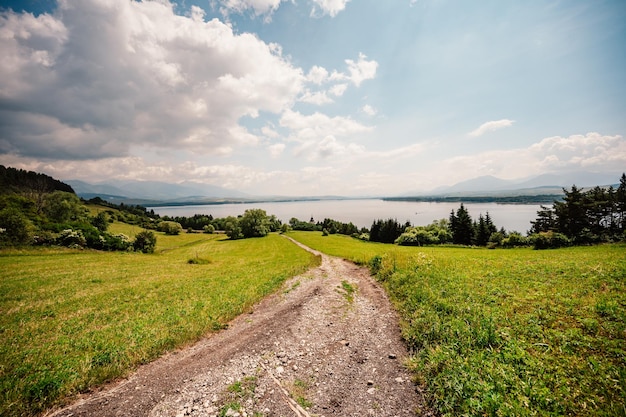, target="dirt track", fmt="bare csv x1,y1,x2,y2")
48,238,428,417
